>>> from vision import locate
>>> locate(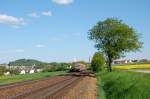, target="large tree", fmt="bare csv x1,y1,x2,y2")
88,18,143,72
